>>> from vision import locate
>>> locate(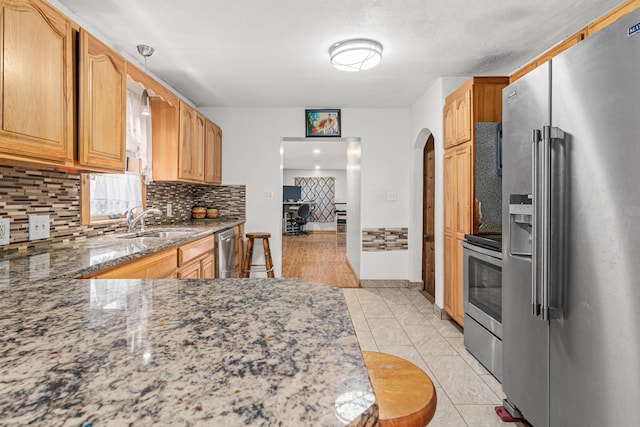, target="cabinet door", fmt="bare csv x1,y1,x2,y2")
443,102,456,149
454,237,465,326
454,89,471,144
443,150,455,235
193,113,205,182
177,261,201,279
204,120,222,184
178,102,205,182
455,143,472,238
179,101,196,180
78,30,127,172
0,0,73,165
443,233,455,317
90,249,177,279
201,253,215,278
